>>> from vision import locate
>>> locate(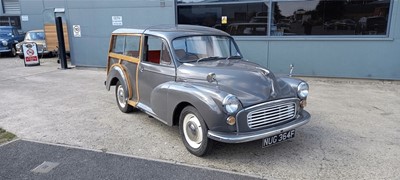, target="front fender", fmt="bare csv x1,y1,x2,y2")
165,82,235,132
